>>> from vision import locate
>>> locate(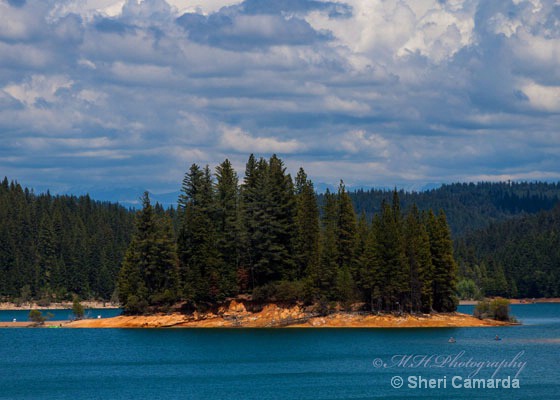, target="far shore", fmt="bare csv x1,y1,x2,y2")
459,298,560,305
0,301,120,310
2,297,558,311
